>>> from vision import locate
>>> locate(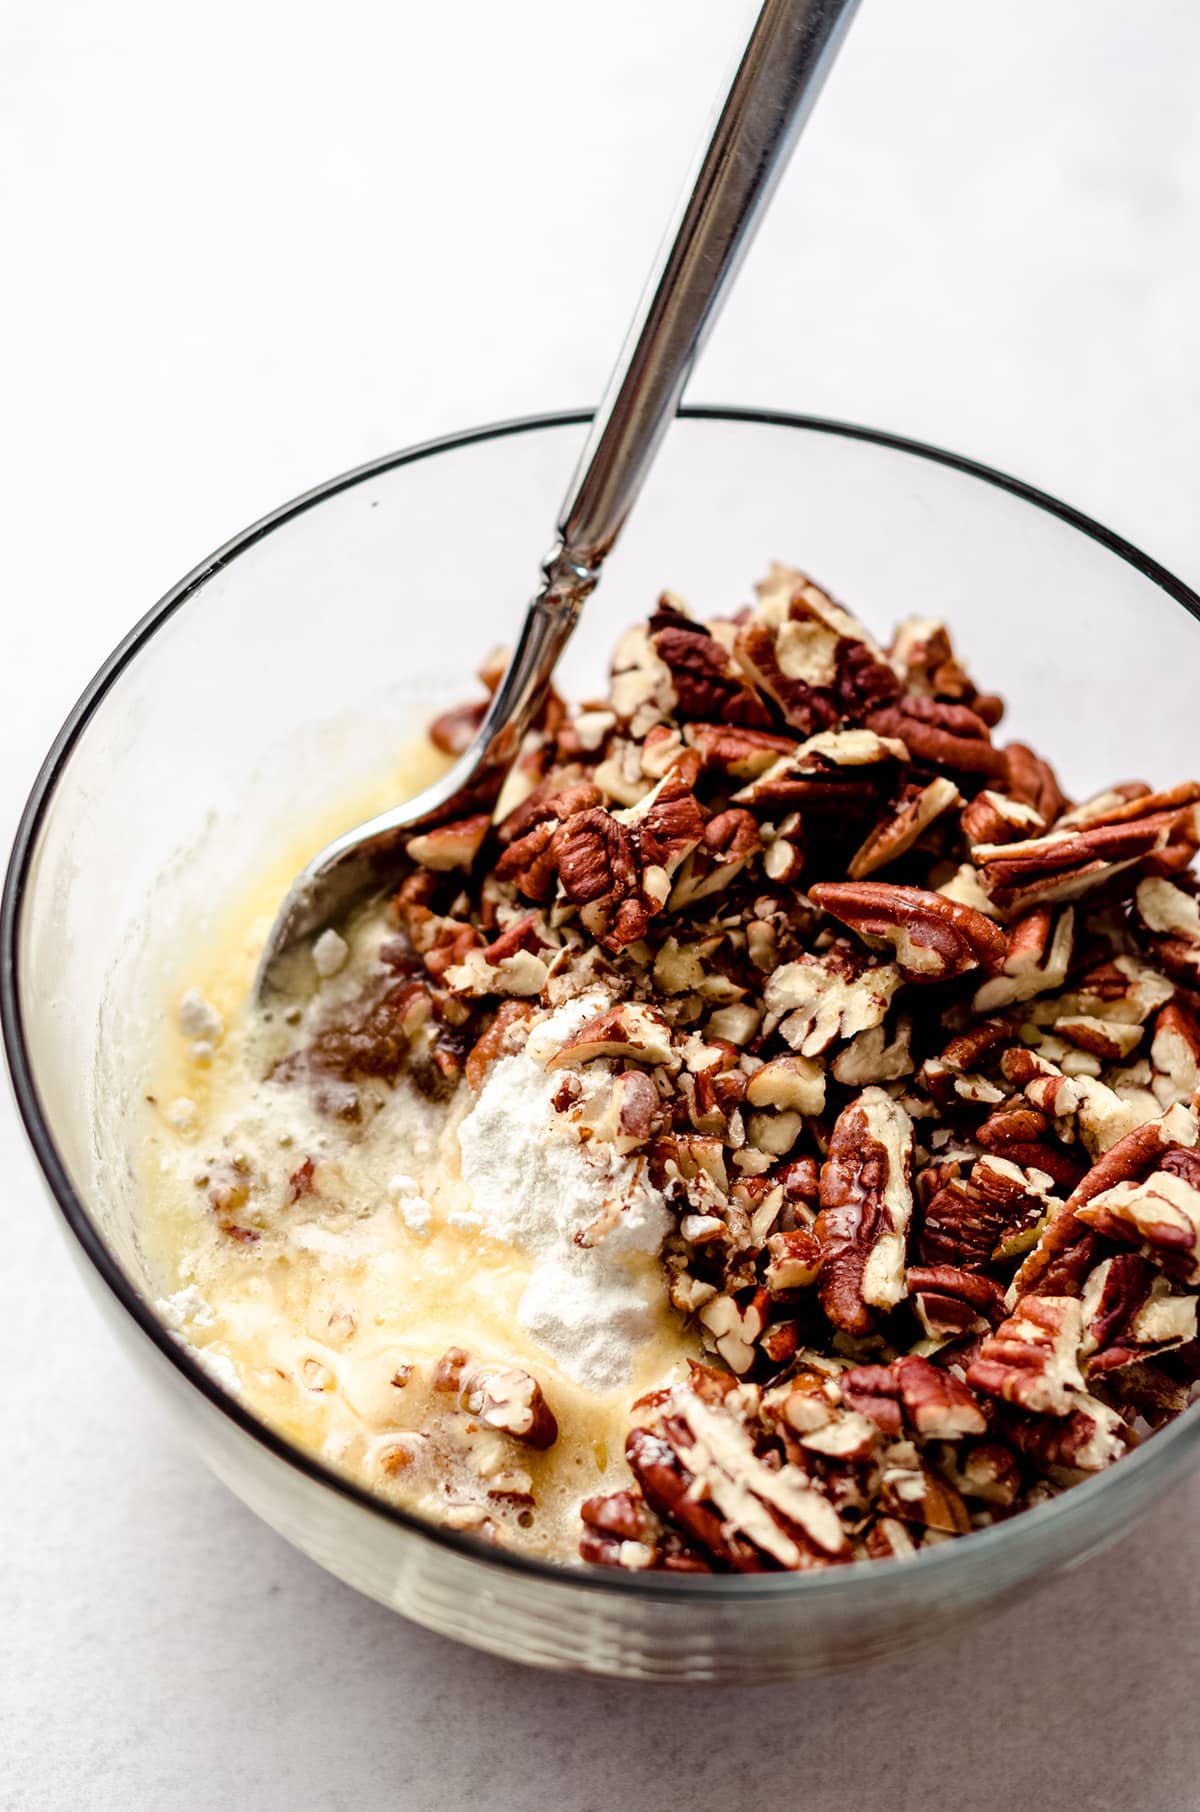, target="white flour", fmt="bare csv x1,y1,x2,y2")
457,994,672,1392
